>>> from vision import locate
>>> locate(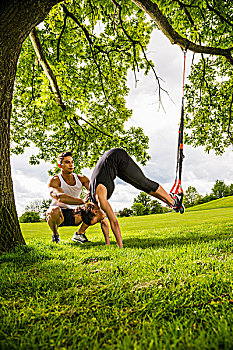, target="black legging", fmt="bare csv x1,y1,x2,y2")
118,151,159,194
89,148,159,202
